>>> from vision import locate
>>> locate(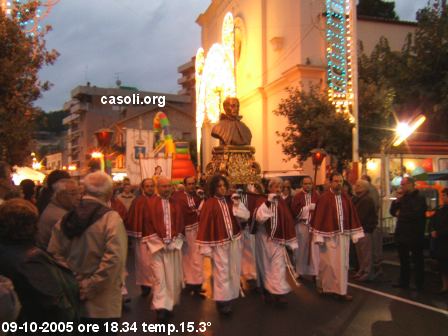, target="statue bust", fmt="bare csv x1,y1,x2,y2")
211,97,252,146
